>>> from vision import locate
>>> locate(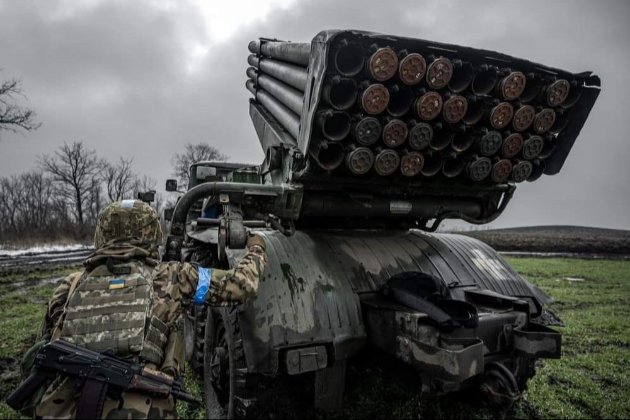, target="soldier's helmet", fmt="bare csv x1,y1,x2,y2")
94,200,163,248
